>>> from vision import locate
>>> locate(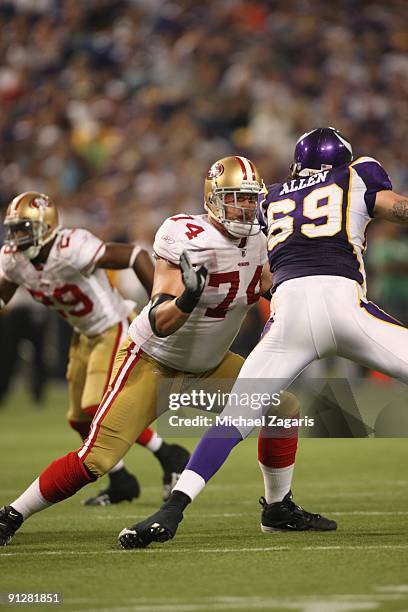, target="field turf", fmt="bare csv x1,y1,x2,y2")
0,384,407,611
